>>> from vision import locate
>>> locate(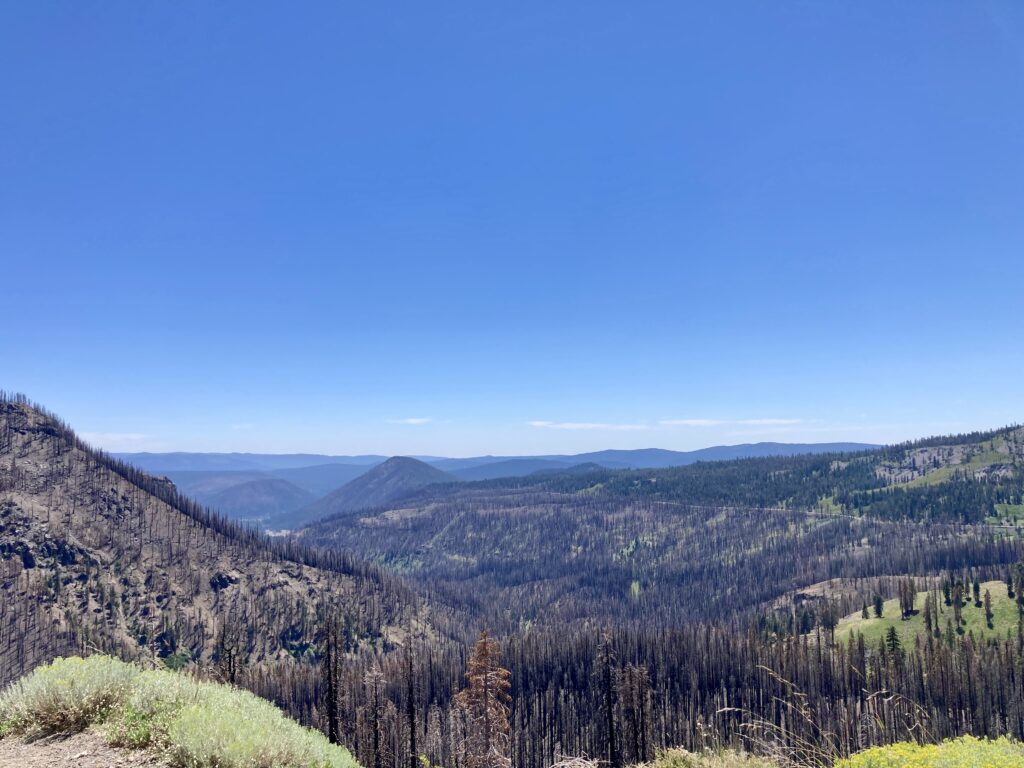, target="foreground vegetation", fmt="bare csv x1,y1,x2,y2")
635,737,1024,768
834,736,1024,768
0,655,358,768
2,655,1023,768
